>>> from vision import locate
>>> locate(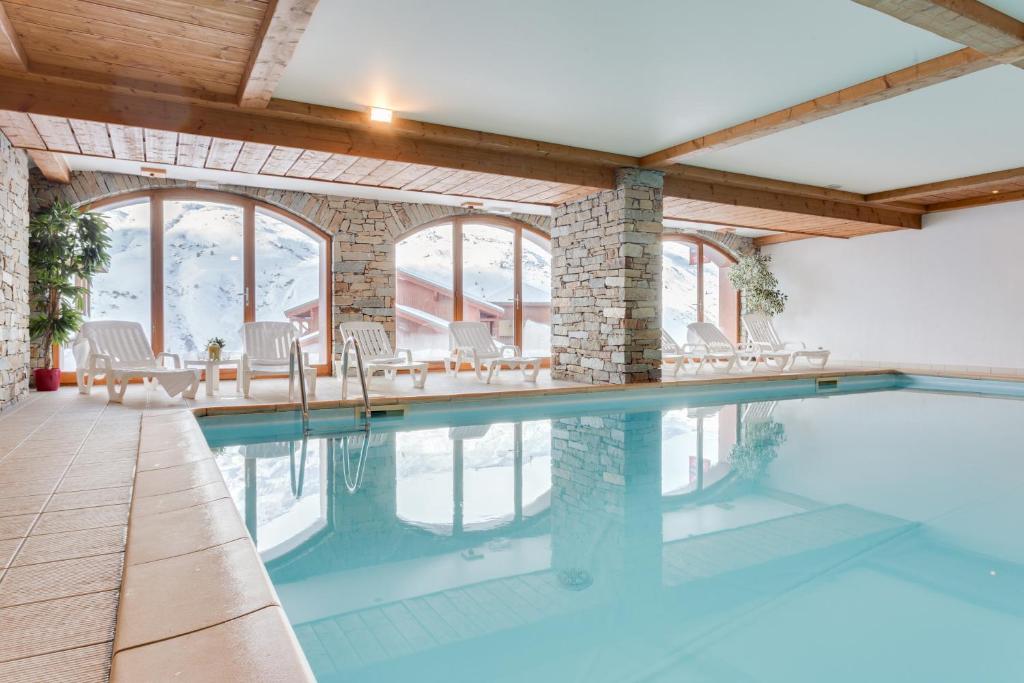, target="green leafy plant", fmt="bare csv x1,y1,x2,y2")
29,199,111,369
728,253,787,316
729,418,786,481
206,337,227,349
